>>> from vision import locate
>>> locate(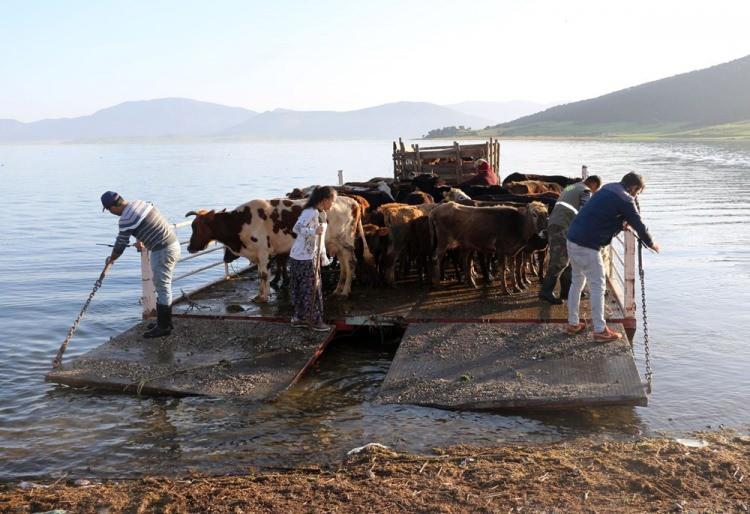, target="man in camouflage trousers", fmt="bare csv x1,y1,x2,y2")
539,175,601,304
